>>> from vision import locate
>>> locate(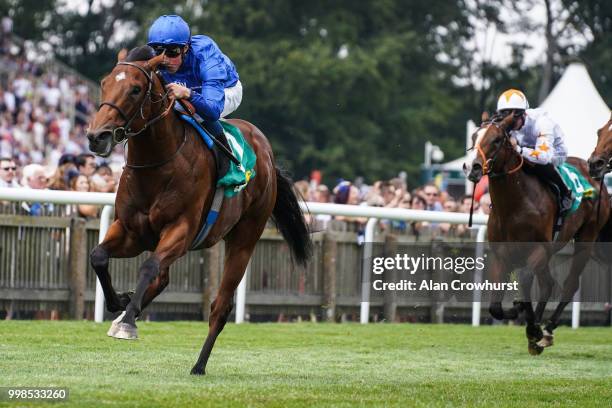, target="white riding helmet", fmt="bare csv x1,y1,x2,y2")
496,89,529,111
